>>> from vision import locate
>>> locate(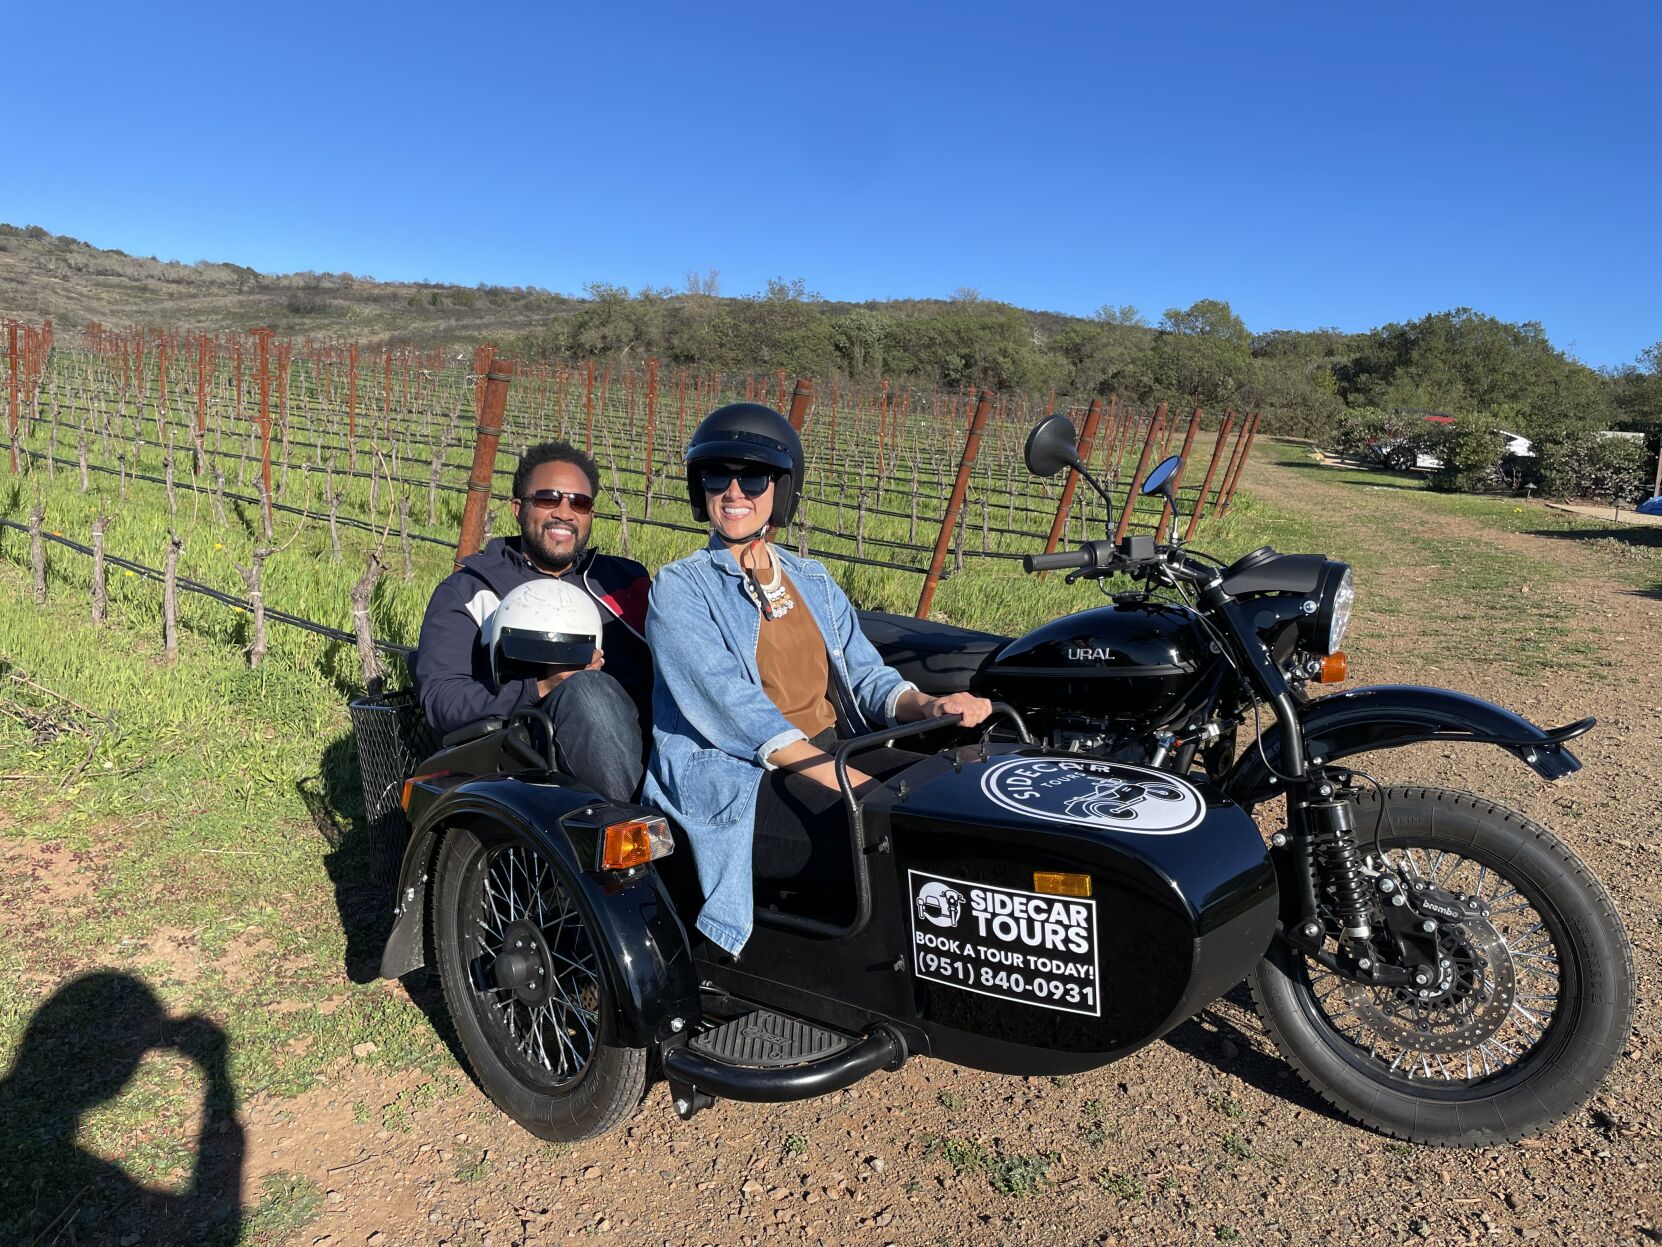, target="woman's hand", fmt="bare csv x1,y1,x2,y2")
898,689,994,728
